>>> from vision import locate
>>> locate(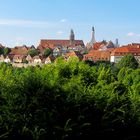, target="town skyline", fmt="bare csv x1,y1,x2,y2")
0,0,140,47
